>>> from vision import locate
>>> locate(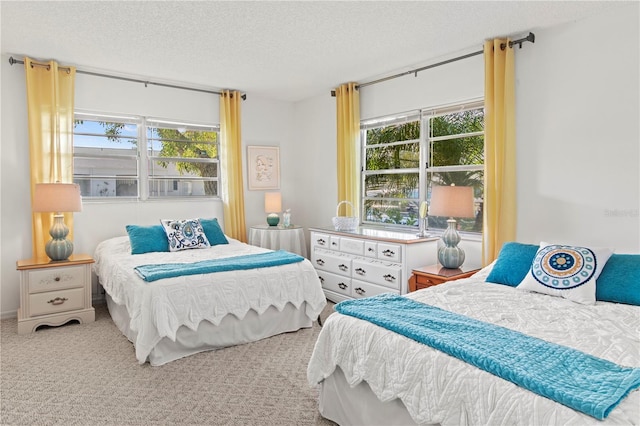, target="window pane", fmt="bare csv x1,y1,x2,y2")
428,170,484,233
364,173,418,198
431,109,484,137
365,143,419,170
74,119,137,150
364,199,420,226
149,179,217,198
148,159,218,179
432,135,484,167
147,127,218,159
73,177,138,198
365,121,420,145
